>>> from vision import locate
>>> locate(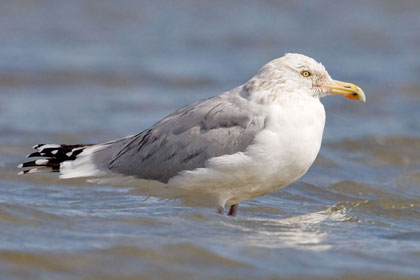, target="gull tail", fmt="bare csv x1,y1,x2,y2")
18,144,93,175
18,137,133,179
